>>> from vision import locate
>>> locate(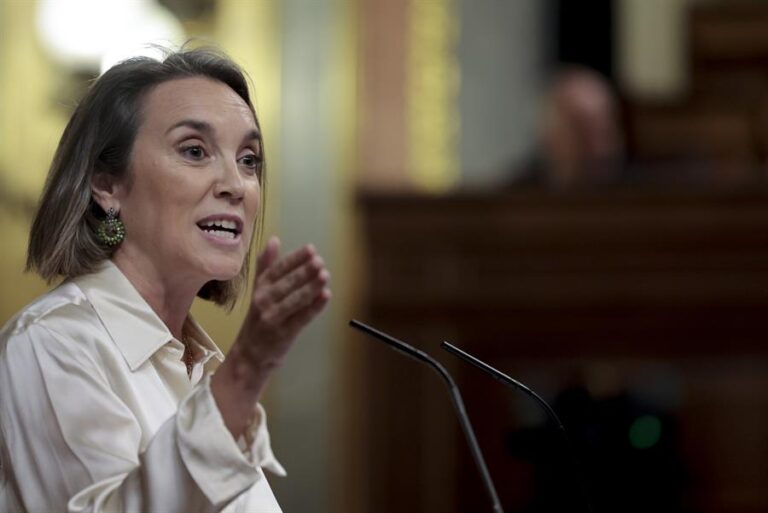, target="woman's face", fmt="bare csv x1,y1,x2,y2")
114,77,262,285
